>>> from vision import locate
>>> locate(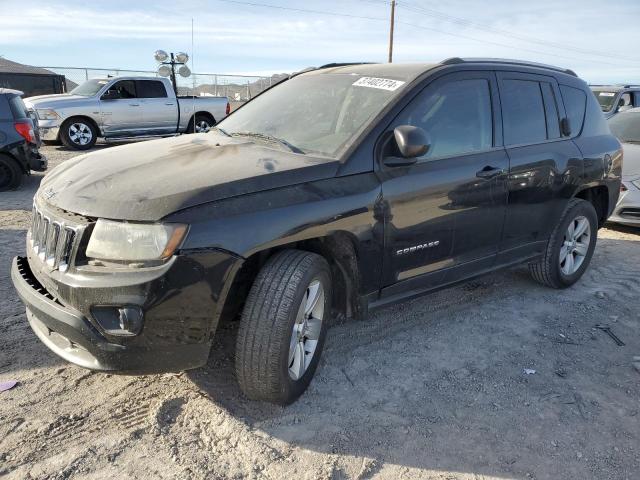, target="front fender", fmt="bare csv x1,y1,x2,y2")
164,174,384,294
